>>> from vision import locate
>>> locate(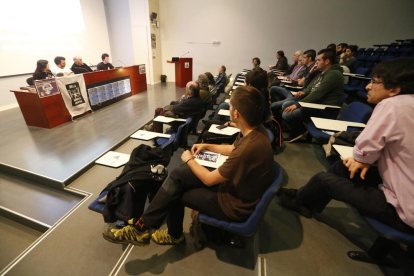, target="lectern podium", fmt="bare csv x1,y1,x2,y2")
168,58,192,87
